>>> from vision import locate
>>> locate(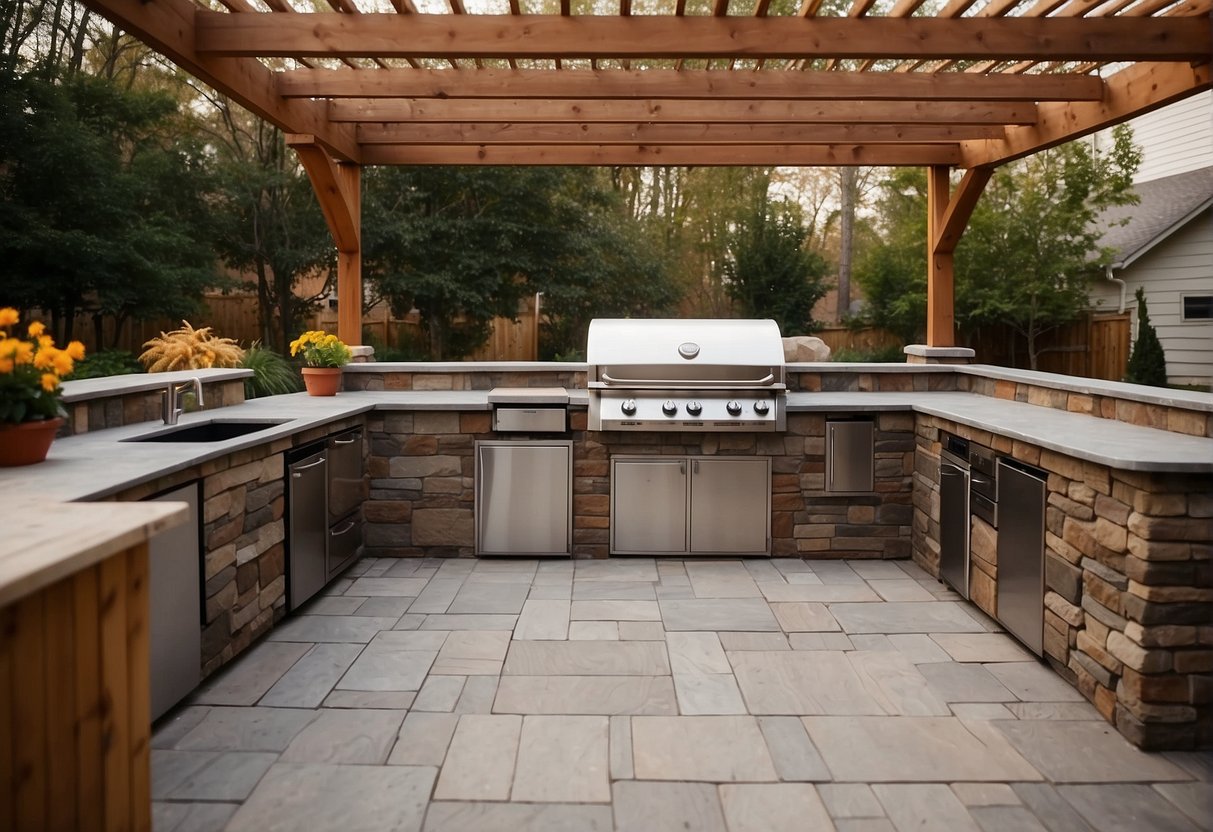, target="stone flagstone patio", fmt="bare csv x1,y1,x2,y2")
152,557,1212,832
